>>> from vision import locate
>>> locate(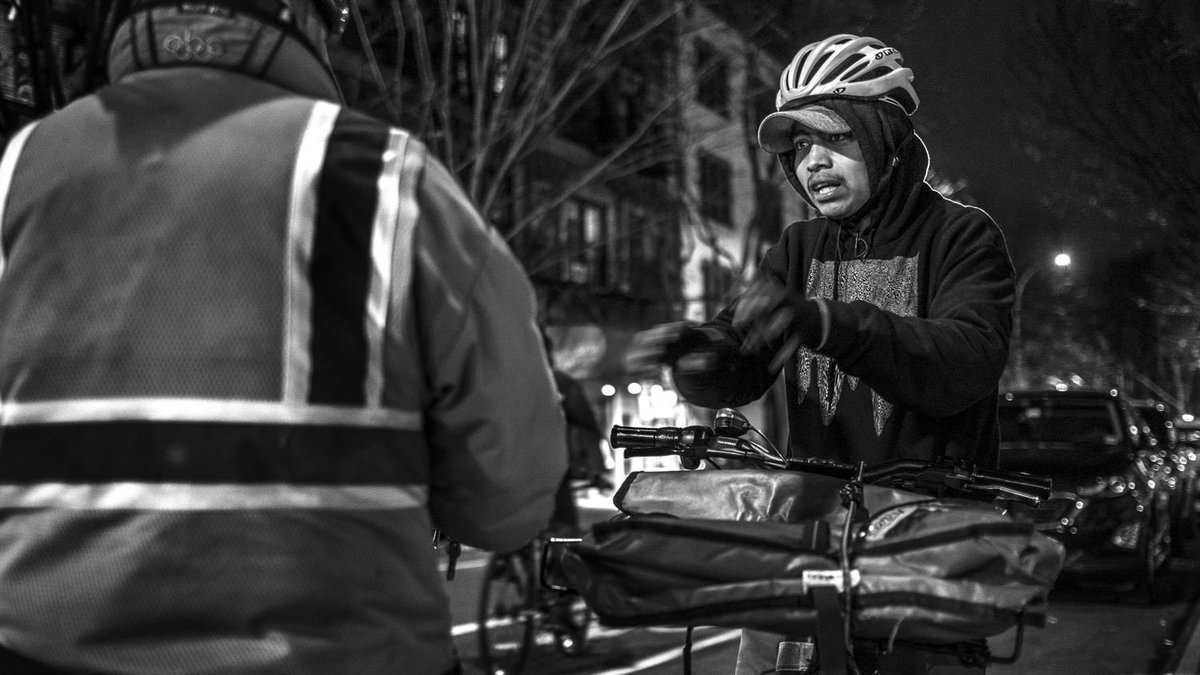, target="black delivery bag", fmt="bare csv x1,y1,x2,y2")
560,469,1065,644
